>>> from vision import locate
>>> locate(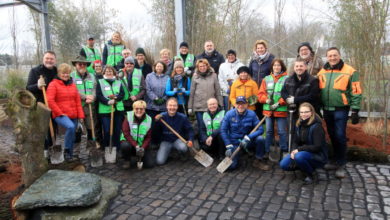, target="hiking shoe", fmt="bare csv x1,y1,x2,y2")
64,149,73,161
122,161,130,169
324,162,339,170
335,166,346,179
253,160,270,171
263,152,269,160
